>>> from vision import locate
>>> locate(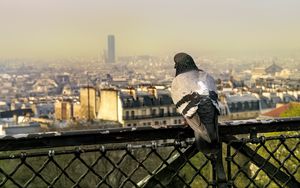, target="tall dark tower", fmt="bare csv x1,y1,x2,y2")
107,35,115,63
